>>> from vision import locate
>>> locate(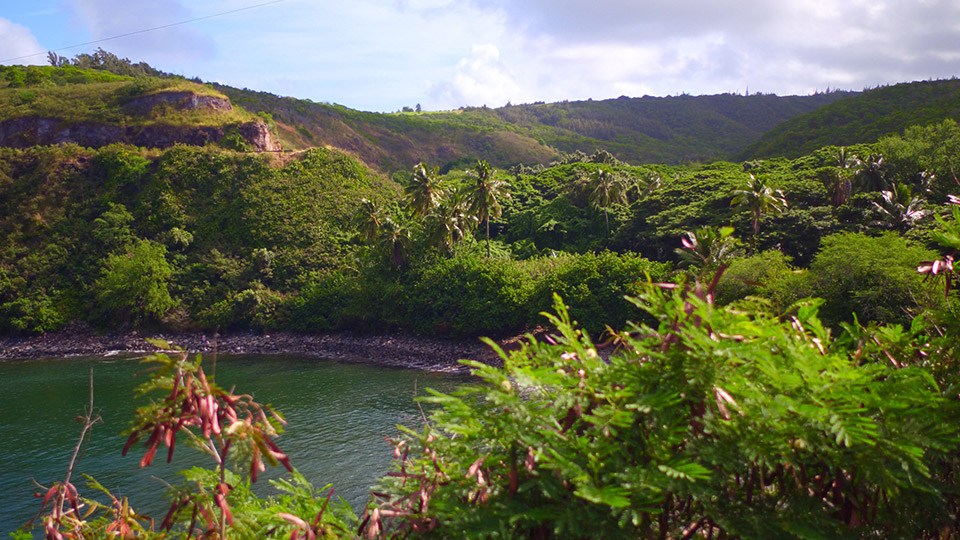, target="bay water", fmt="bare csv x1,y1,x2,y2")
0,353,468,534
